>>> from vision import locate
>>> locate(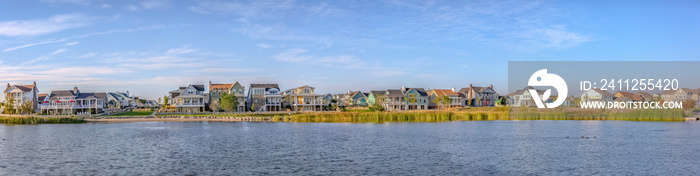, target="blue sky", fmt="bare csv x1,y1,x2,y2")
1,0,699,100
